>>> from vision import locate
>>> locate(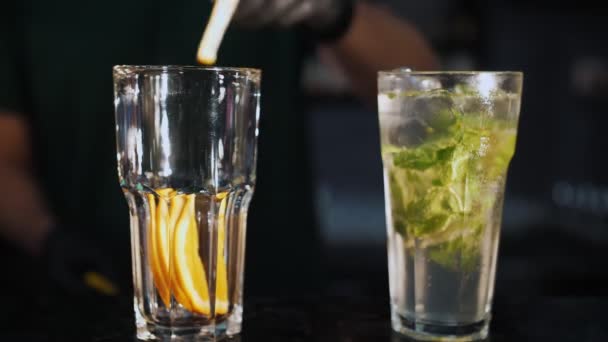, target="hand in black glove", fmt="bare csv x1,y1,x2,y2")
232,0,355,42
41,227,120,296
